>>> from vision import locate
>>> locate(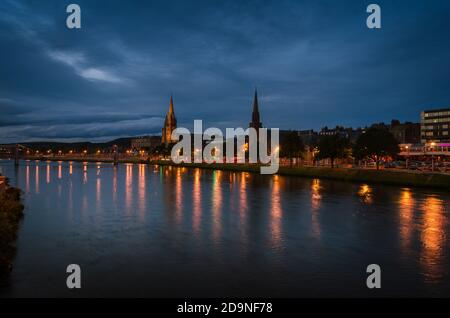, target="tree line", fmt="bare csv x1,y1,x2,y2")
280,127,400,170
